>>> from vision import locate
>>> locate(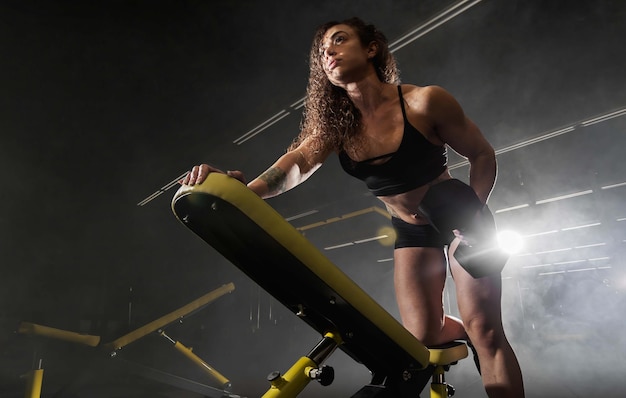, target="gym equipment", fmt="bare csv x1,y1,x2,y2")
172,173,468,397
17,283,236,397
